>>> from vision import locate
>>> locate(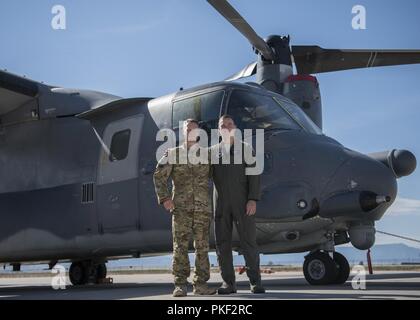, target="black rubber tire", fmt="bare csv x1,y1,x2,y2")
69,262,89,286
332,252,350,284
96,263,107,283
303,251,339,285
